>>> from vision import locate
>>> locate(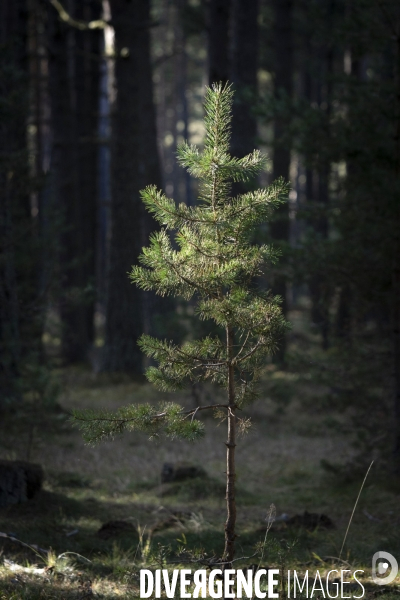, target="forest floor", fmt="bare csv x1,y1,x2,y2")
0,318,399,598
